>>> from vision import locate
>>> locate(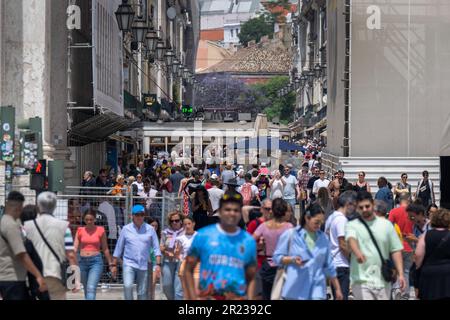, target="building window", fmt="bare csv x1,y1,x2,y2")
231,29,234,37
